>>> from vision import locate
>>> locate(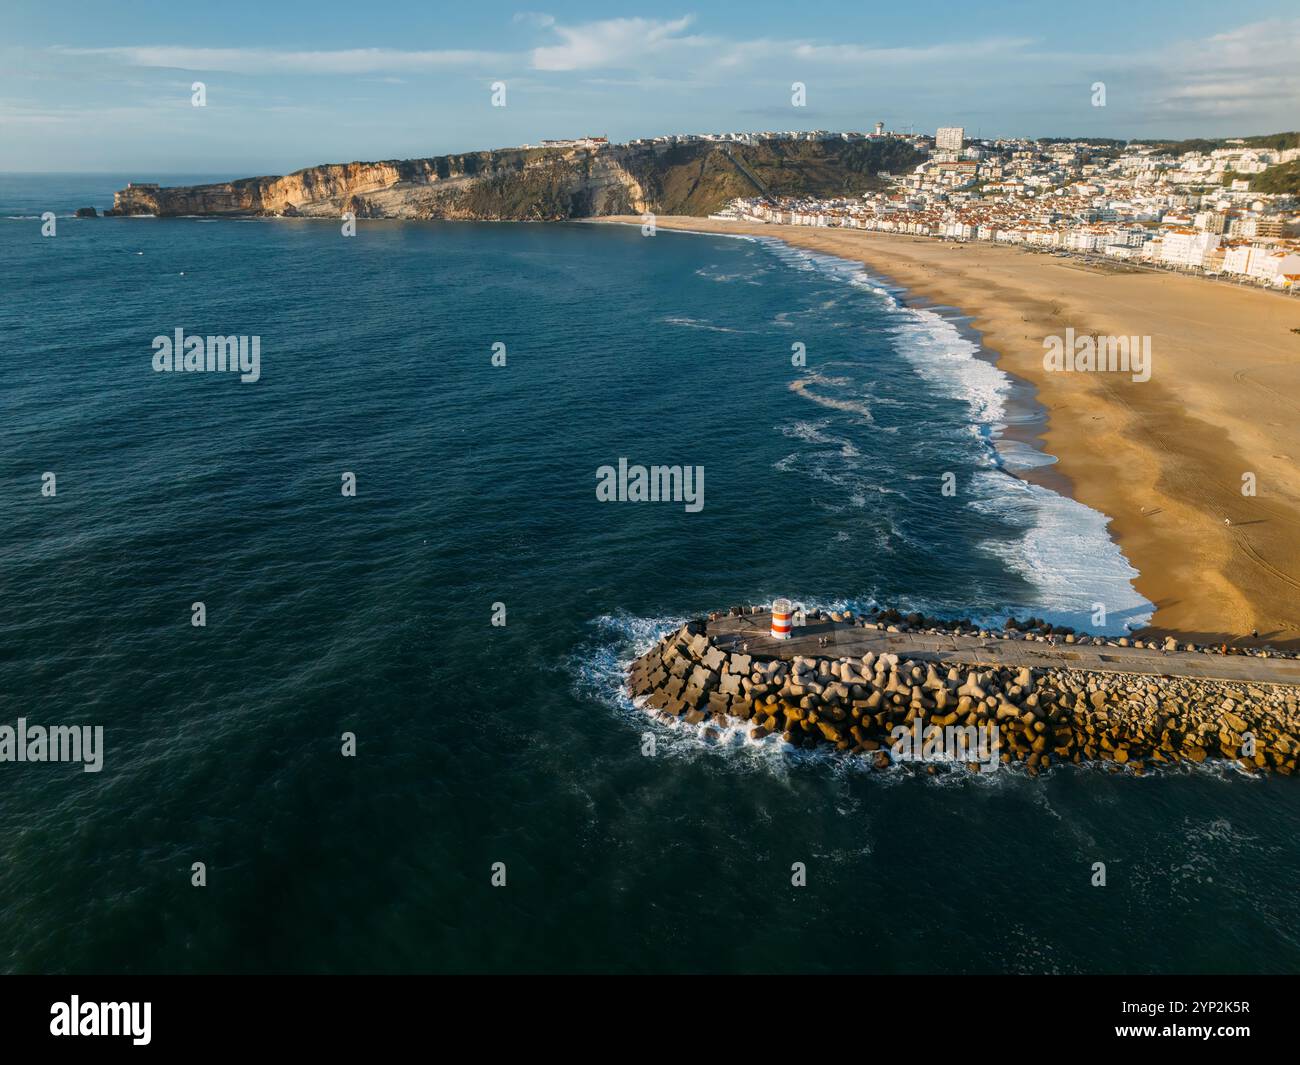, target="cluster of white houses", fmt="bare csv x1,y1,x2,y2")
717,132,1300,290
622,124,922,148
522,125,930,151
